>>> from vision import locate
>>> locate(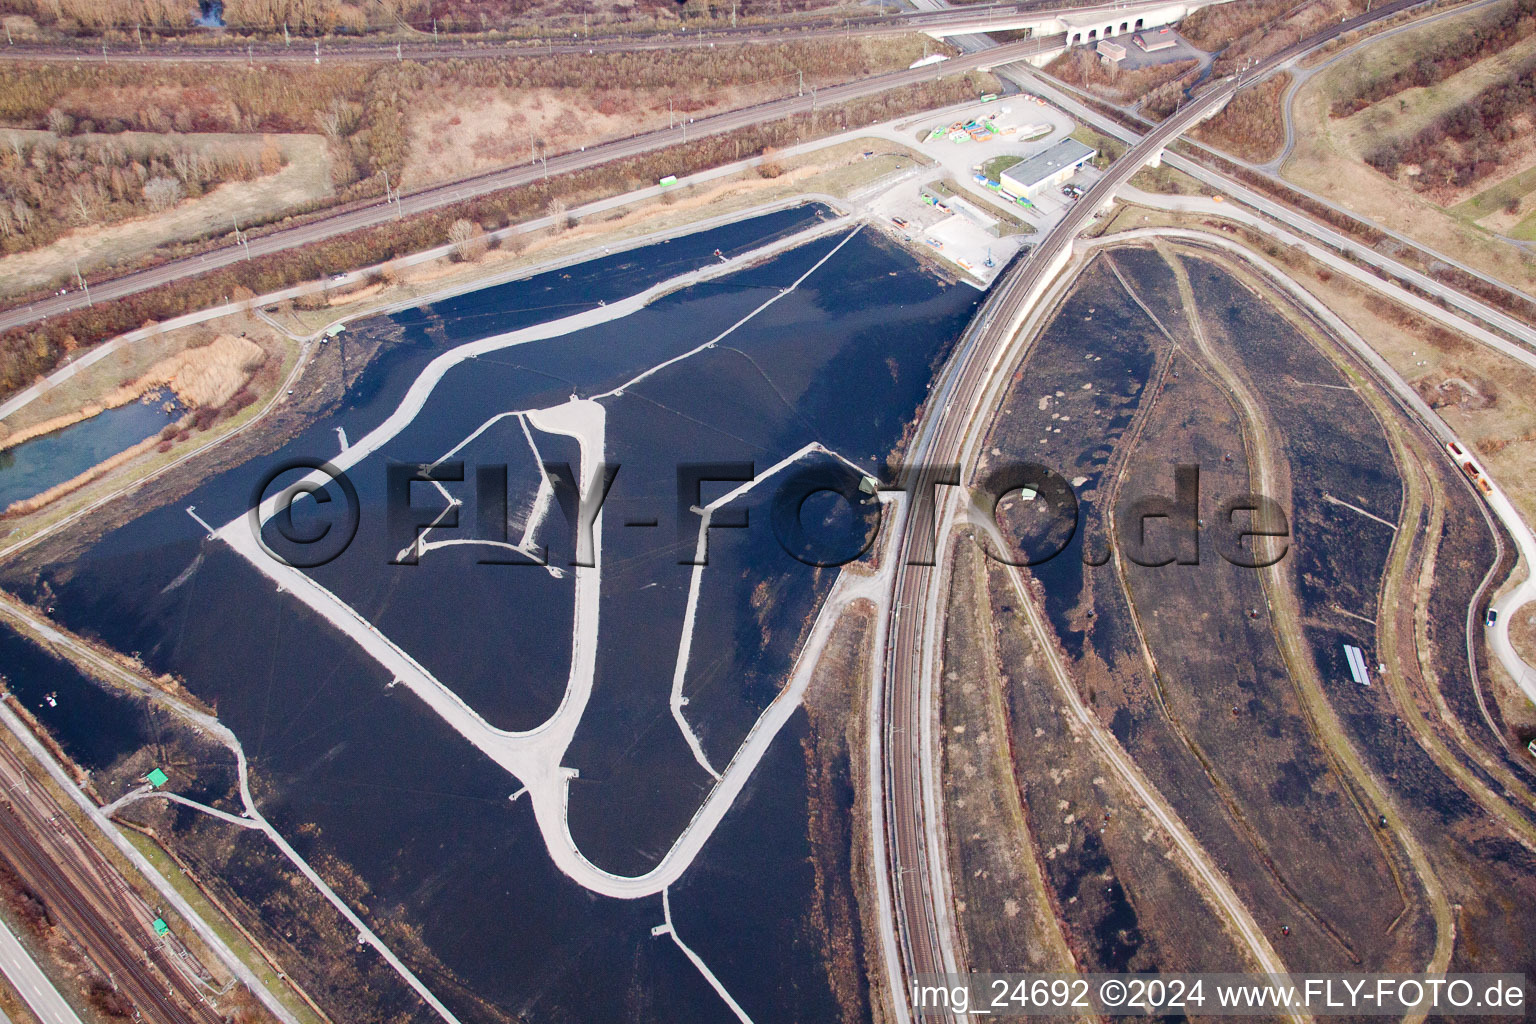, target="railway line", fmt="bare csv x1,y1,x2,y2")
876,0,1424,1012
0,740,220,1024
0,0,1143,63
0,32,1062,334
